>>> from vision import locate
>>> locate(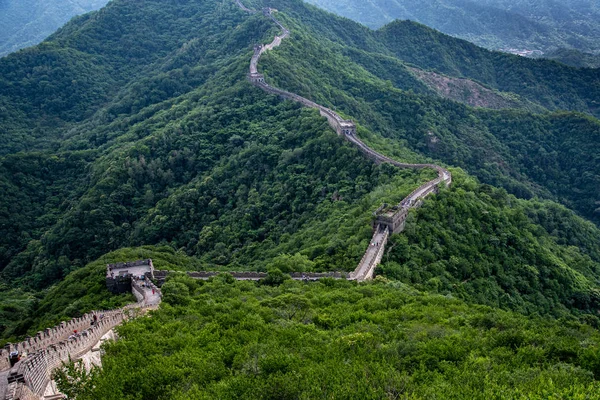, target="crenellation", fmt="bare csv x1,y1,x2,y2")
4,1,453,396
3,272,158,399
